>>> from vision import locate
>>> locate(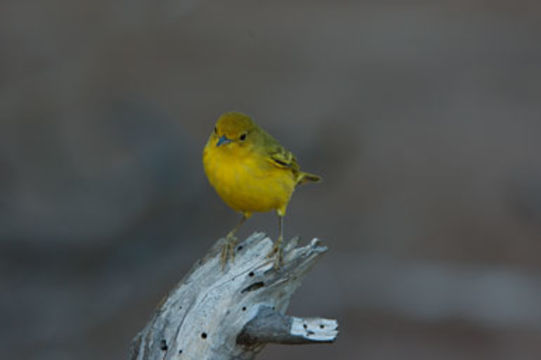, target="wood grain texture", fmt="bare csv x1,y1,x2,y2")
129,233,337,360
